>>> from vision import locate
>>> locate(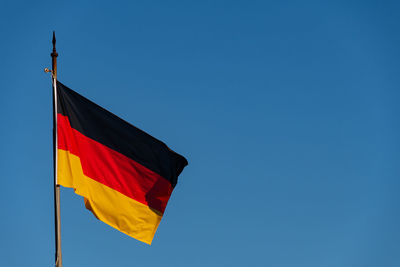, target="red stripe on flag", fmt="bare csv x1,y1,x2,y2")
57,114,172,214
